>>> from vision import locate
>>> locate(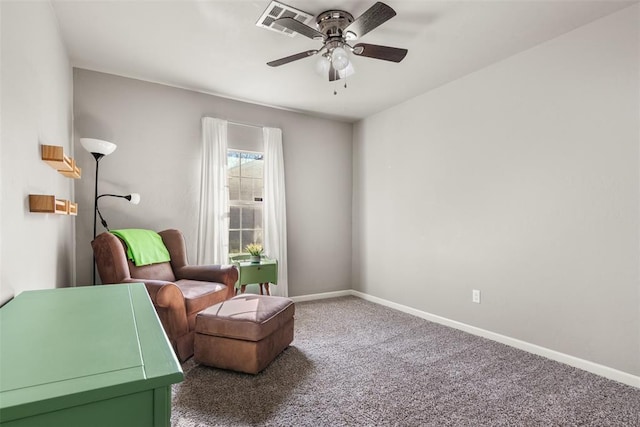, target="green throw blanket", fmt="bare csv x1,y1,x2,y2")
110,229,171,267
